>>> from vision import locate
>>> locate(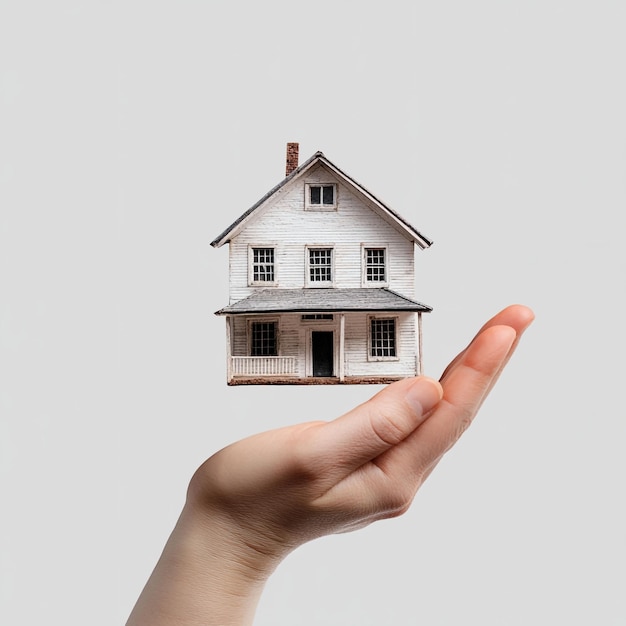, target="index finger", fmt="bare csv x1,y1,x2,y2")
440,304,535,384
